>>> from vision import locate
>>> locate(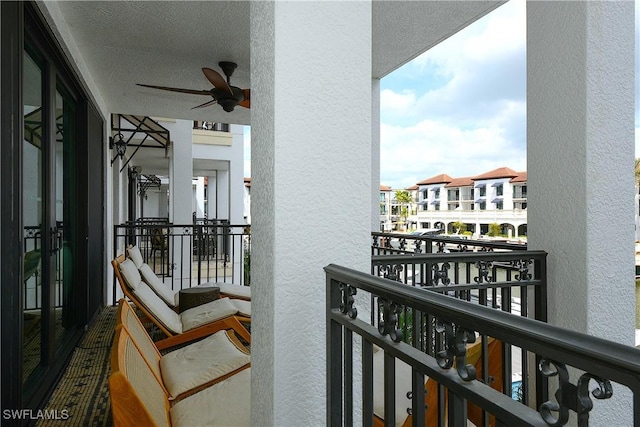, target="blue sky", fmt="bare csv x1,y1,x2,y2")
245,0,638,190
